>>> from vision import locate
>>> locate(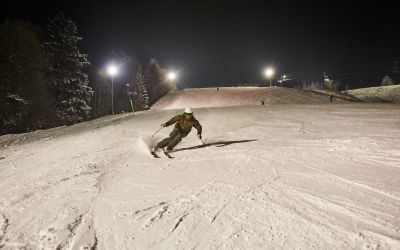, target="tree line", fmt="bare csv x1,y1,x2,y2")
0,13,175,135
